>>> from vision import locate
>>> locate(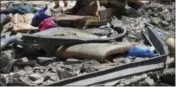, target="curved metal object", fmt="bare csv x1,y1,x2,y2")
32,26,127,41
1,26,126,51
47,26,168,86
55,42,136,63
21,26,127,56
